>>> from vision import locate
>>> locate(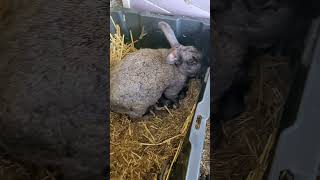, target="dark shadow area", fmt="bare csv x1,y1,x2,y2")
0,1,109,180
212,0,320,179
